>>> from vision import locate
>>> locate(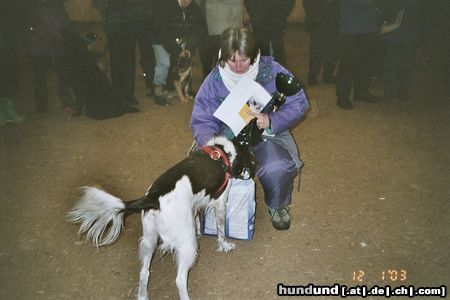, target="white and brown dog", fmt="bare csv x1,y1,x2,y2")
67,136,257,300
